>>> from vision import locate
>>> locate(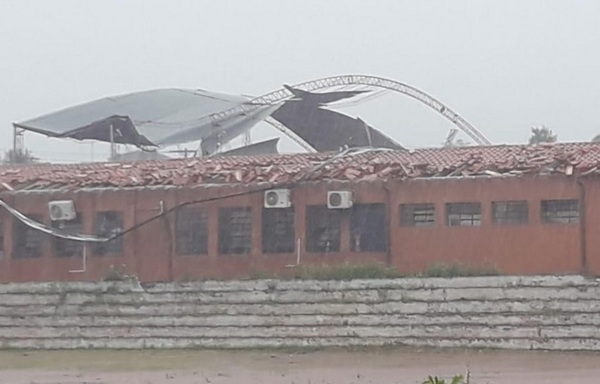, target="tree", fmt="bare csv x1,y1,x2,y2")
528,125,557,145
2,148,37,164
